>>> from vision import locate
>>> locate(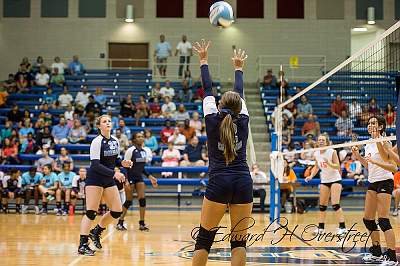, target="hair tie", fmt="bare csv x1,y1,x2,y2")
220,108,234,116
